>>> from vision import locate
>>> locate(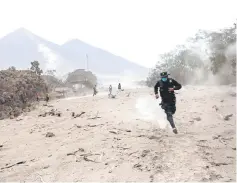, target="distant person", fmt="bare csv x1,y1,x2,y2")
118,83,121,91
36,92,39,102
154,71,182,134
20,92,26,104
45,93,49,103
109,85,112,96
93,85,98,96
